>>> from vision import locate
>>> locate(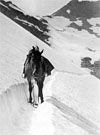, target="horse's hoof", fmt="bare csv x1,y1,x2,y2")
22,74,26,78
33,102,38,108
28,100,32,104
33,104,38,108
41,100,44,103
